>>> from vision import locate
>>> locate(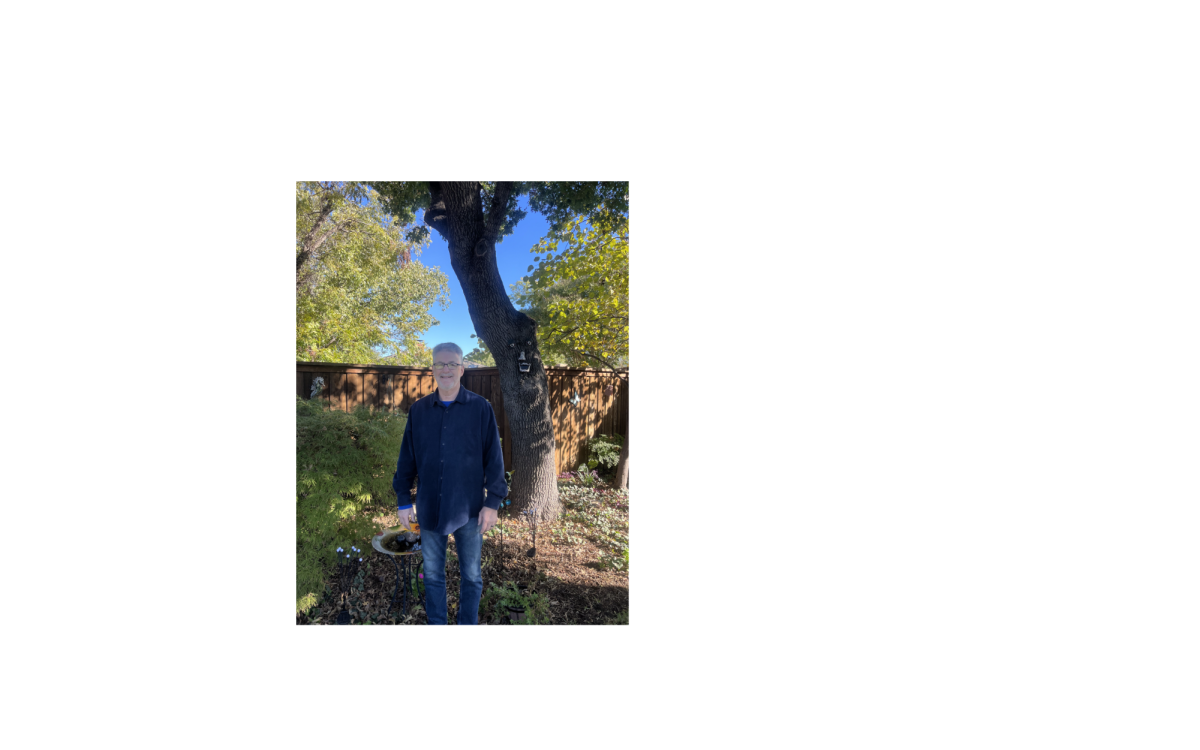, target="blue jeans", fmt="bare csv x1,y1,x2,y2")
420,517,483,624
